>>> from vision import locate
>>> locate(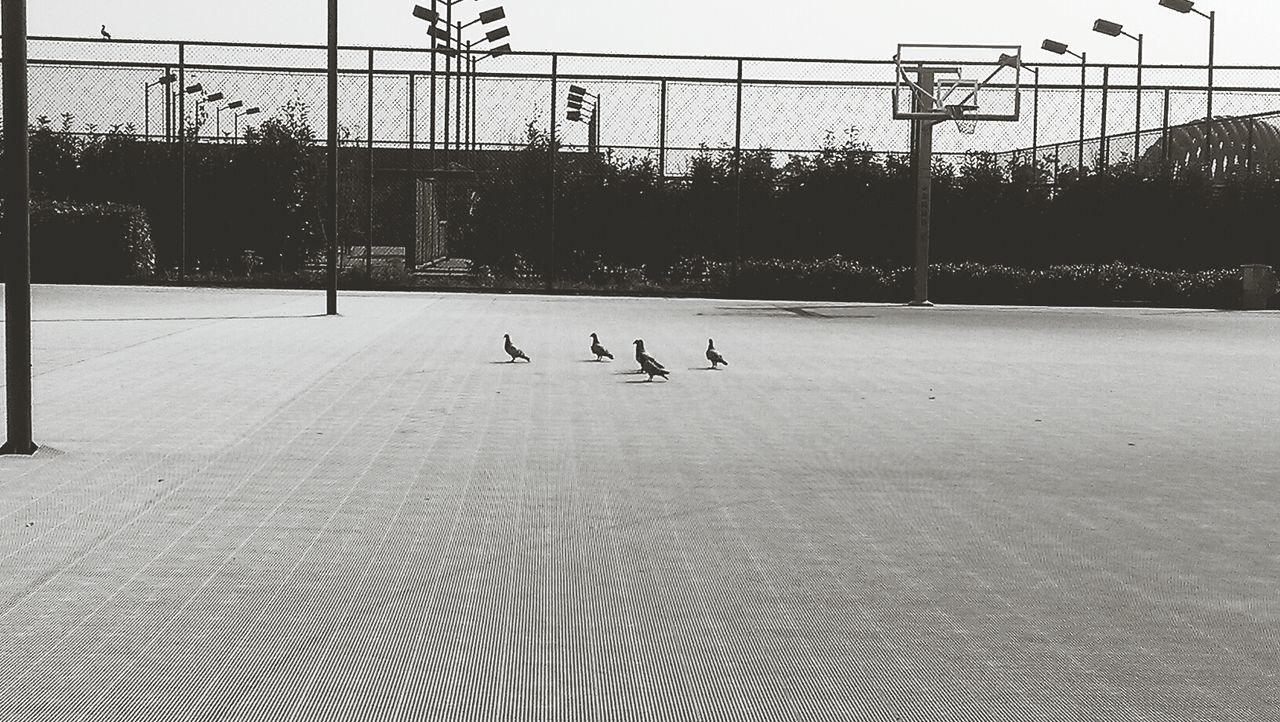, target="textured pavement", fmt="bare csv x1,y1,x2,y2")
1,285,1278,721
